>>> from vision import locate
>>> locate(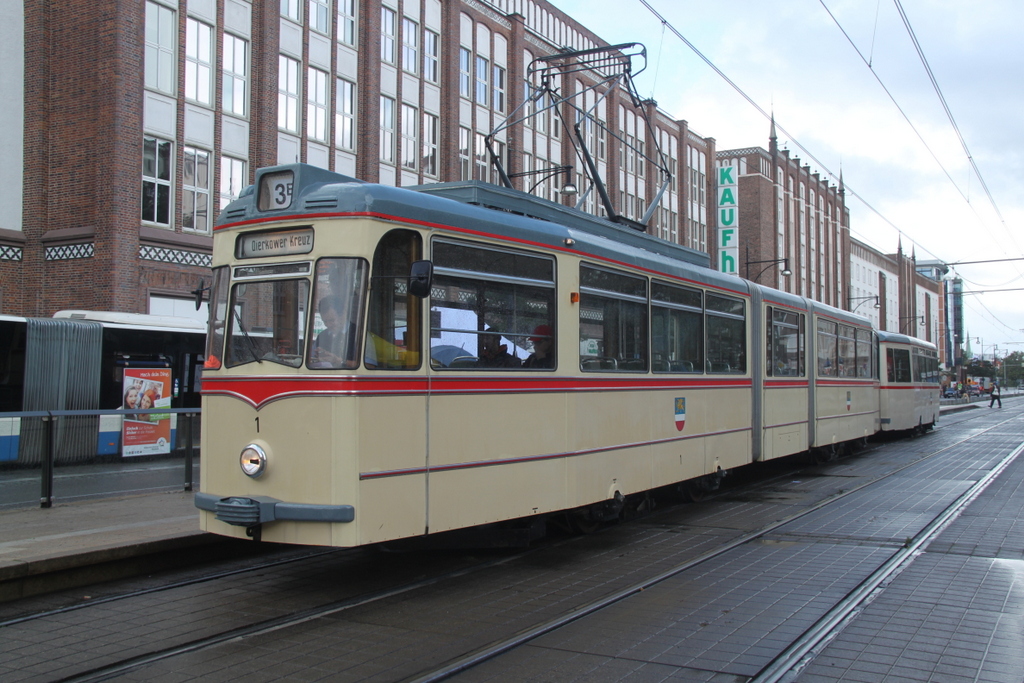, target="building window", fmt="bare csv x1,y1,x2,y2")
423,30,439,83
379,96,395,163
402,18,418,75
422,112,438,177
185,19,213,106
309,0,330,35
492,65,506,113
142,136,172,226
475,56,489,105
474,133,488,181
278,55,300,133
381,7,396,64
335,78,355,150
307,67,329,142
220,156,247,209
401,104,418,171
281,0,301,23
459,47,471,98
337,0,356,45
144,1,176,94
222,34,248,117
459,126,471,180
183,147,211,232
